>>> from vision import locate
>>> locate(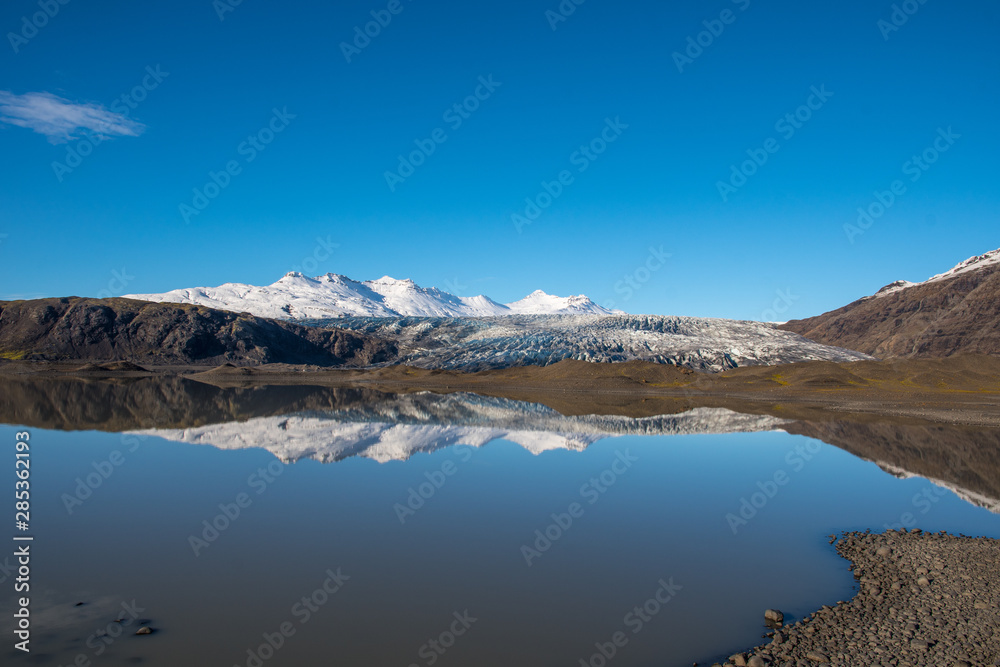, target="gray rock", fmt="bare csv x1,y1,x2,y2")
764,609,784,625
805,652,829,663
135,626,153,635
